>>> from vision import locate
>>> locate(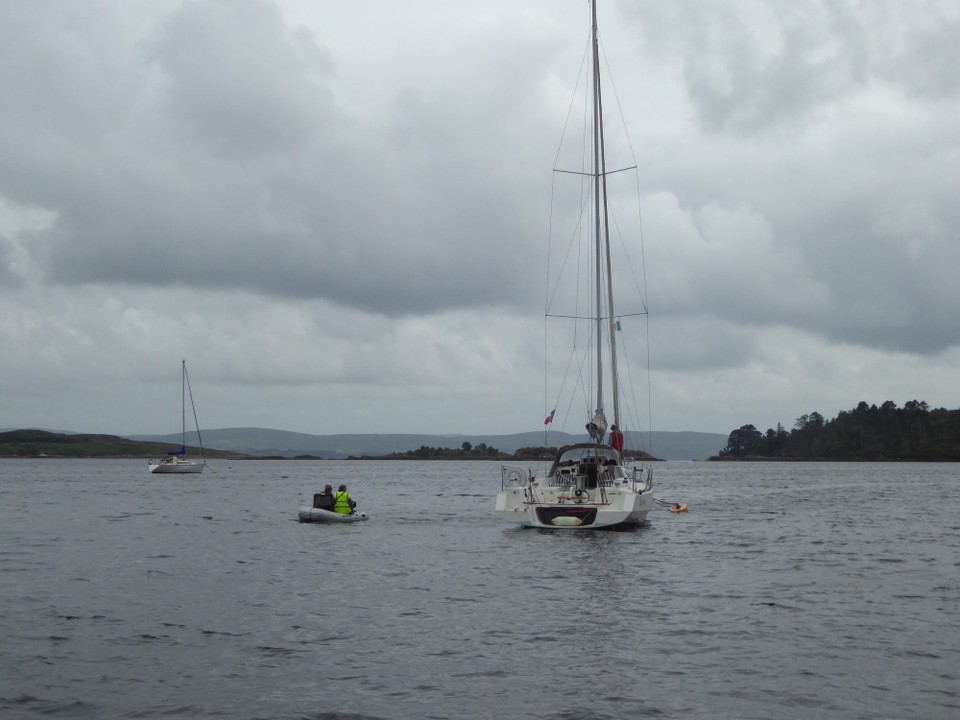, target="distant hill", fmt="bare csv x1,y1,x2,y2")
127,427,726,461
0,429,246,459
